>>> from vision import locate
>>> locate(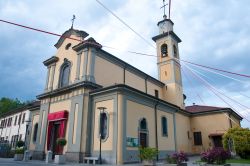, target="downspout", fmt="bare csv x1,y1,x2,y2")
123,65,127,84
154,100,159,161
145,76,148,94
